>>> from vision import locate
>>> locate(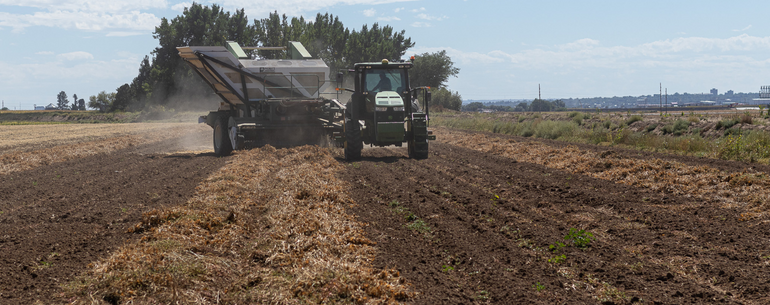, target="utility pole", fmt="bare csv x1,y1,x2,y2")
538,84,541,100
665,88,668,114
660,83,662,113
